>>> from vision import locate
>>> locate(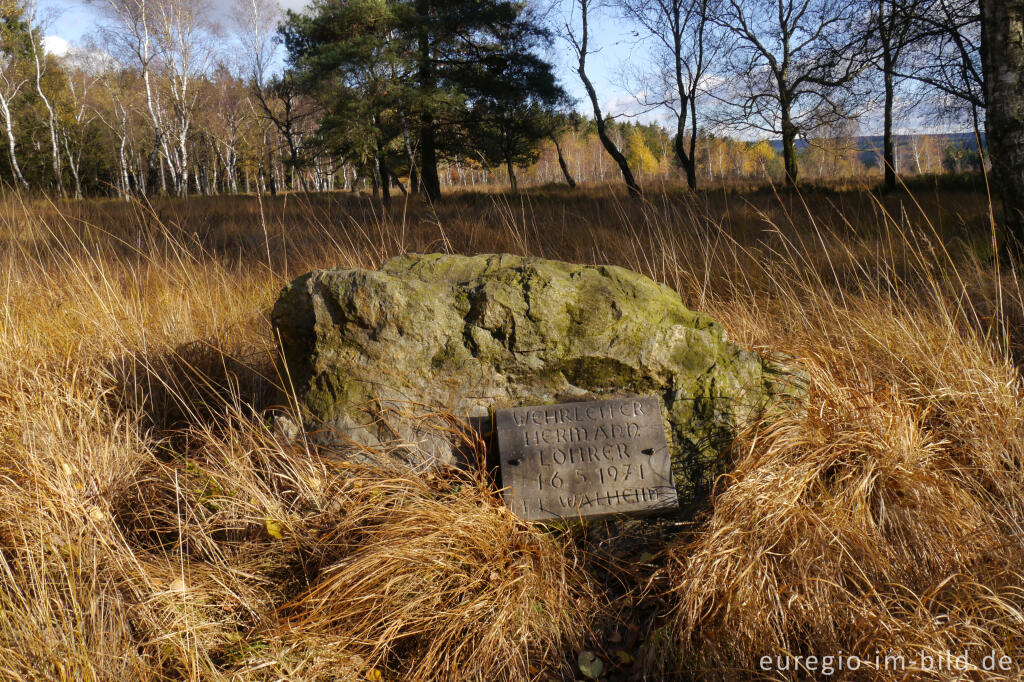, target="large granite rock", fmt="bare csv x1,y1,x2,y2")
271,253,802,507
